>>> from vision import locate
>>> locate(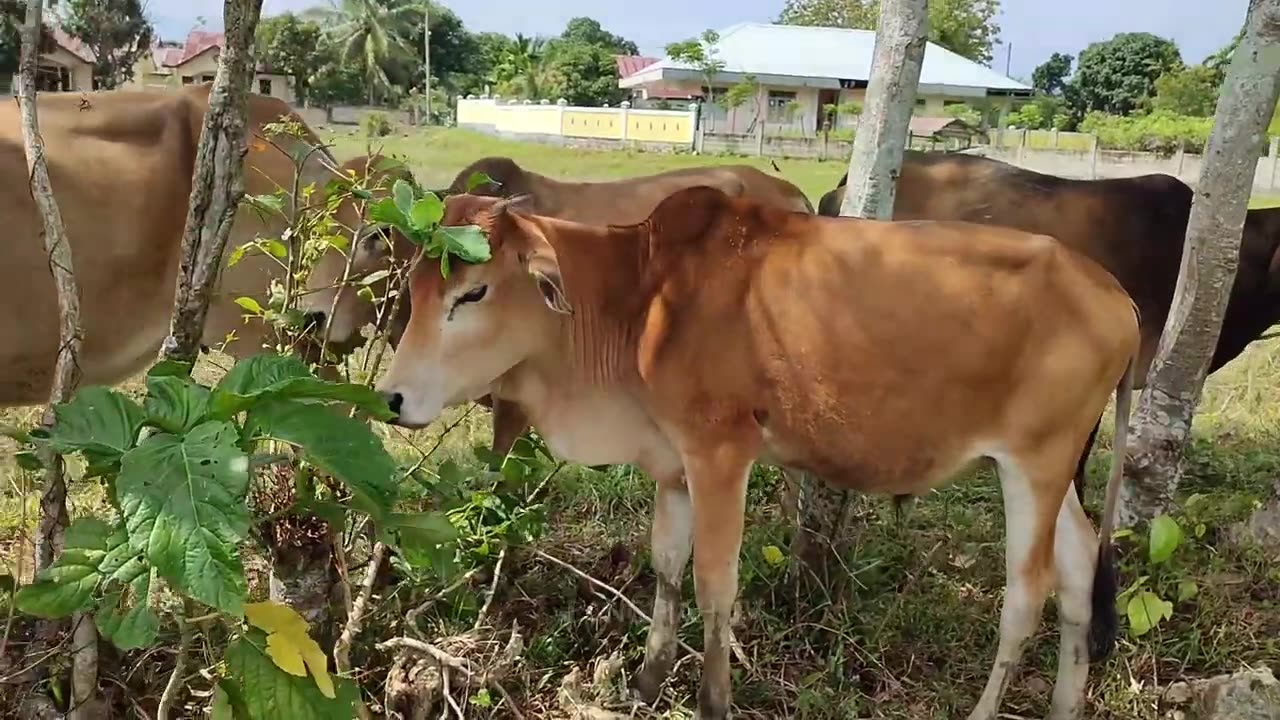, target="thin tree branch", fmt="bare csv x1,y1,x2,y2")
156,602,192,720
